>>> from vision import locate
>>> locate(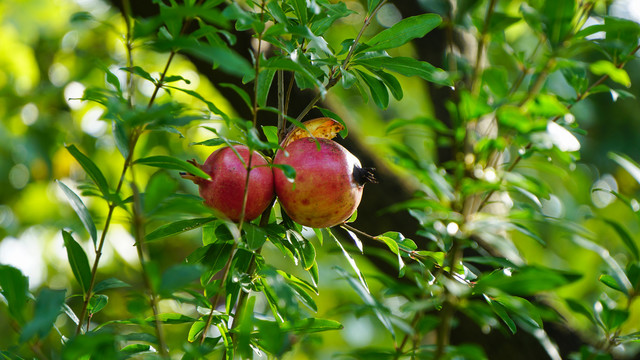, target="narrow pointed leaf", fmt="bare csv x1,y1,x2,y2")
602,219,639,261
145,217,217,242
66,145,110,197
57,180,98,247
135,156,210,180
62,230,92,295
365,14,442,52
